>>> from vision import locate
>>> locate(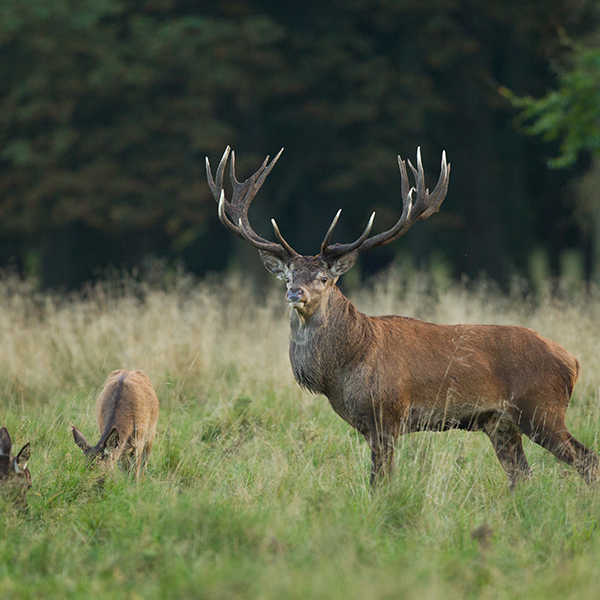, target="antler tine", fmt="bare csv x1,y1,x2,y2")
236,217,289,254
271,218,298,257
398,155,412,205
407,146,425,202
321,211,376,258
228,149,285,209
207,147,297,259
349,211,376,249
321,148,450,260
320,209,342,254
217,189,245,240
256,148,284,190
230,149,264,191
418,151,450,220
407,148,450,220
206,146,231,203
